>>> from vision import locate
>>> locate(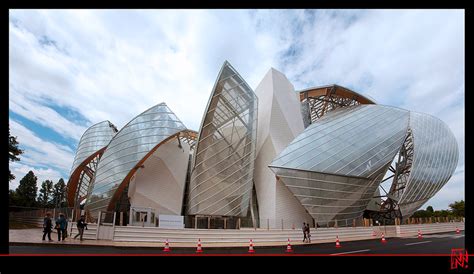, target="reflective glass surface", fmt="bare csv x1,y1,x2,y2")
271,165,388,223
70,121,117,175
398,112,458,217
270,104,410,178
85,103,186,215
187,61,258,217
